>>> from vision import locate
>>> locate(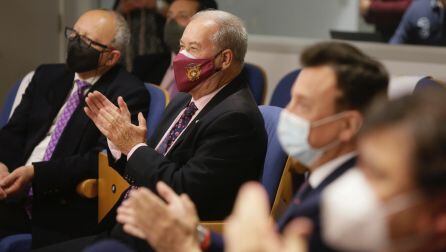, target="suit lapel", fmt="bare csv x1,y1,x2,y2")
278,156,357,230
47,71,75,120
165,74,246,155
194,73,246,122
